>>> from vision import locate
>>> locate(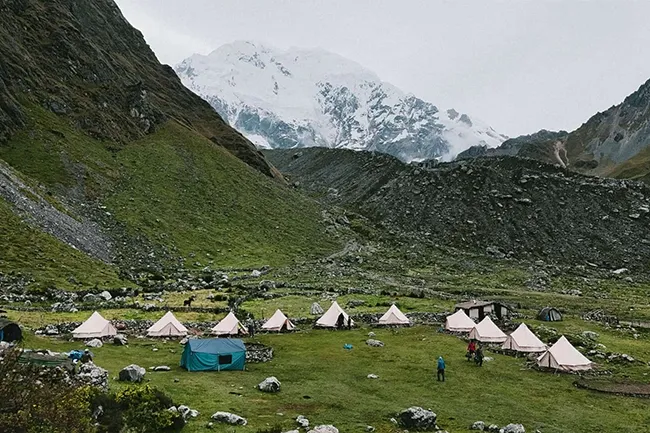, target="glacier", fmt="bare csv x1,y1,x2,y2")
175,40,507,162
